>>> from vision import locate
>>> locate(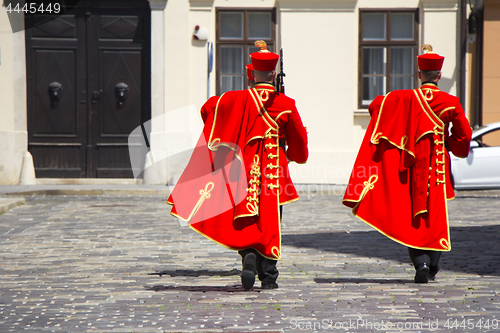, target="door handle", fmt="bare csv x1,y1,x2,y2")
114,83,129,109
48,82,63,109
